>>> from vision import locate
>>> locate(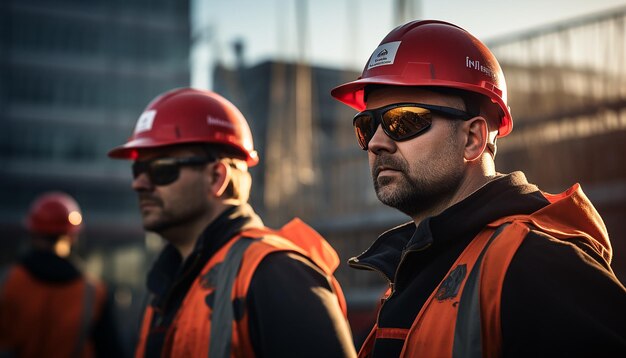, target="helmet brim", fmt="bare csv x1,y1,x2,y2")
108,137,260,166
331,77,512,138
